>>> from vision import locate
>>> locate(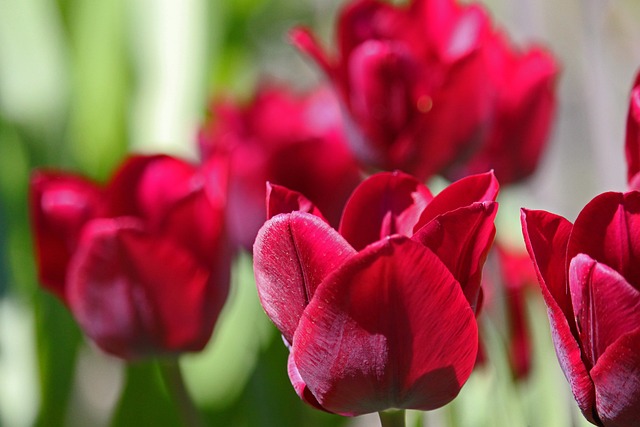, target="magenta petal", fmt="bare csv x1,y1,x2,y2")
289,27,334,78
568,191,640,290
287,352,331,413
66,218,215,359
266,182,327,222
253,212,355,344
339,171,432,250
414,171,498,232
412,201,497,311
521,209,597,423
591,327,640,427
569,254,640,368
292,236,477,416
29,171,103,299
626,73,640,185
